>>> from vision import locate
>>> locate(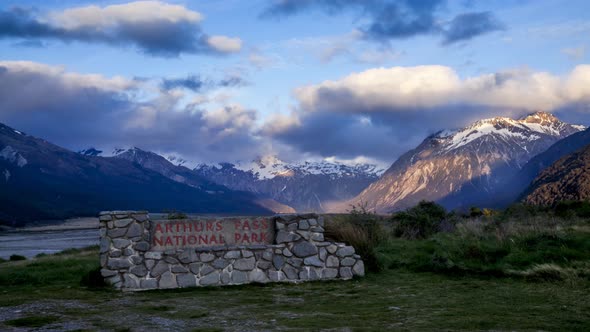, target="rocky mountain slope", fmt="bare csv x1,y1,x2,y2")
504,127,590,201
194,155,383,212
347,112,584,213
0,123,270,226
523,143,590,205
